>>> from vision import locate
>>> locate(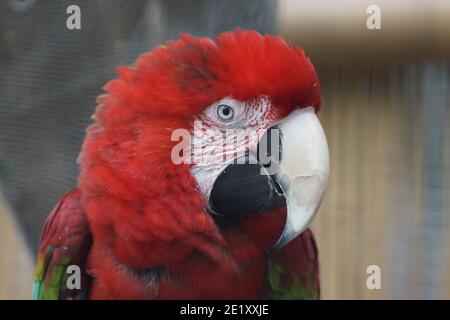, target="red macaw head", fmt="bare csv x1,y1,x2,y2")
78,30,329,271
